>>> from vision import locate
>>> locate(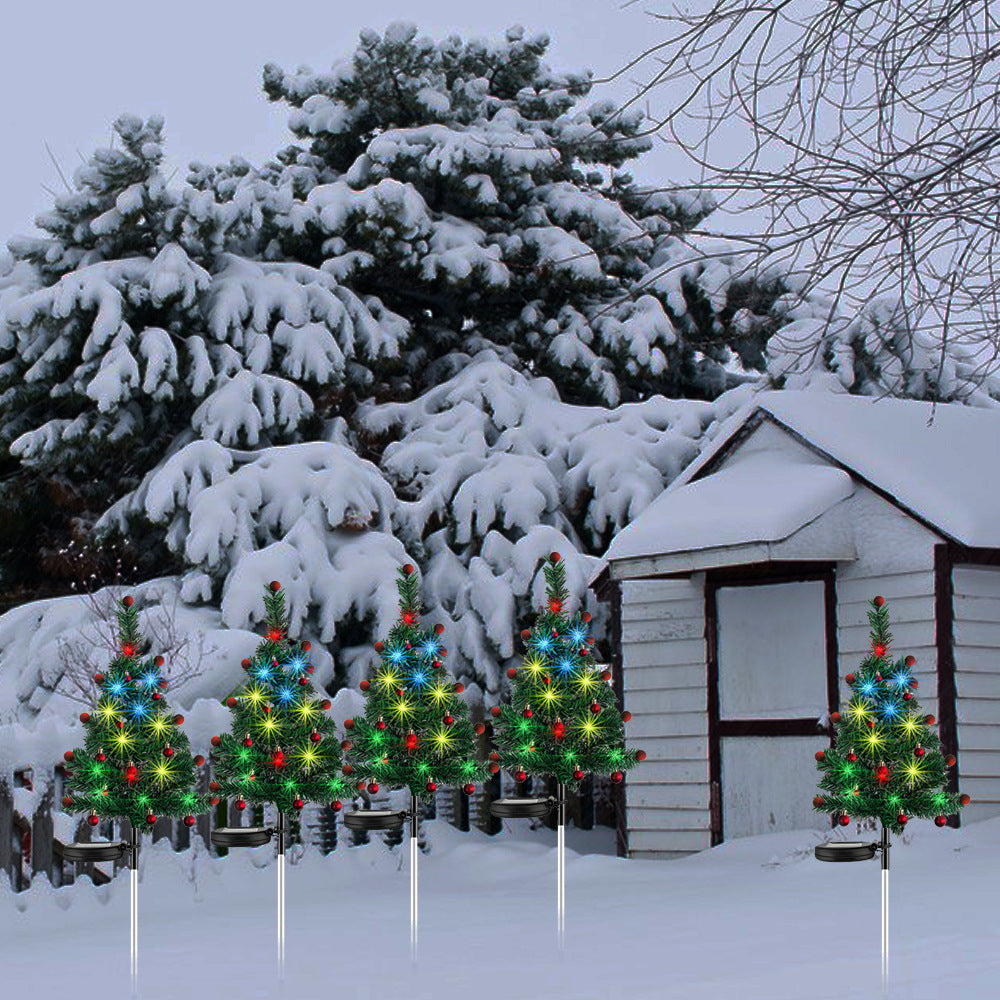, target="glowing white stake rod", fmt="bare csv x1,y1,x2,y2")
557,783,566,951
410,794,419,961
881,825,890,998
128,824,139,999
277,811,286,981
